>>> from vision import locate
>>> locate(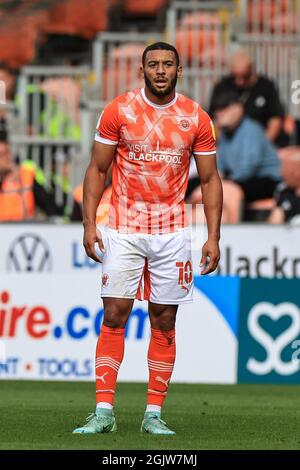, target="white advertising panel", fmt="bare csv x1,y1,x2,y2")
0,273,237,383
2,223,297,383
